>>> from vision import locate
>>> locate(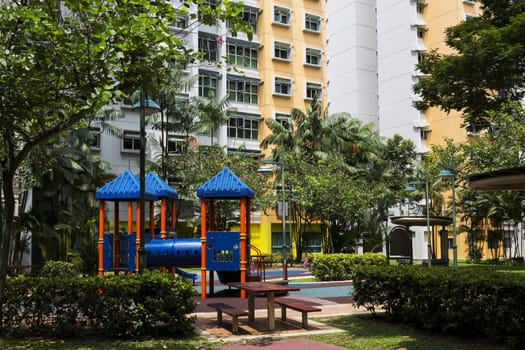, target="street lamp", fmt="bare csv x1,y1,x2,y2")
406,175,432,266
438,168,457,267
132,91,161,272
257,157,288,282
